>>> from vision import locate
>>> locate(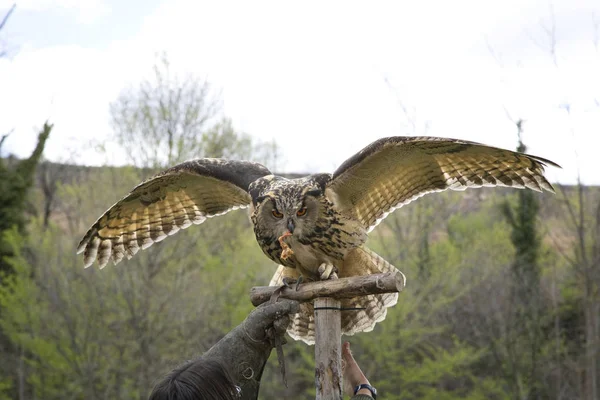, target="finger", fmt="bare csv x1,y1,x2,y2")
263,299,300,319
261,299,300,320
278,298,300,314
248,299,300,327
273,315,290,335
342,342,355,362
